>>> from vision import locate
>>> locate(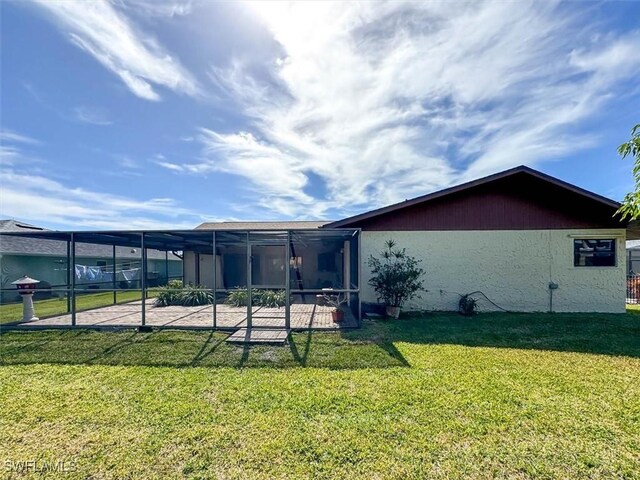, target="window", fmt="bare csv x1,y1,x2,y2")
574,239,616,267
96,260,107,272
